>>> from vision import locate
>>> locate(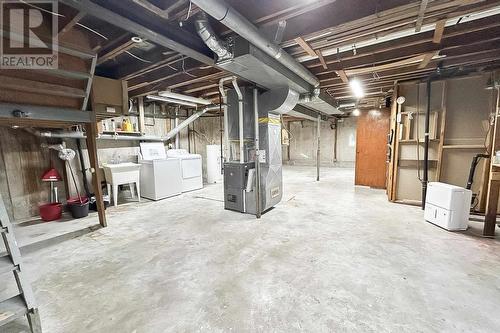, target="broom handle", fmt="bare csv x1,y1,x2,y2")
67,161,83,203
